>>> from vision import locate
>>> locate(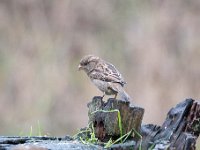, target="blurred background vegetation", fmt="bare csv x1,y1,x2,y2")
0,0,199,146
